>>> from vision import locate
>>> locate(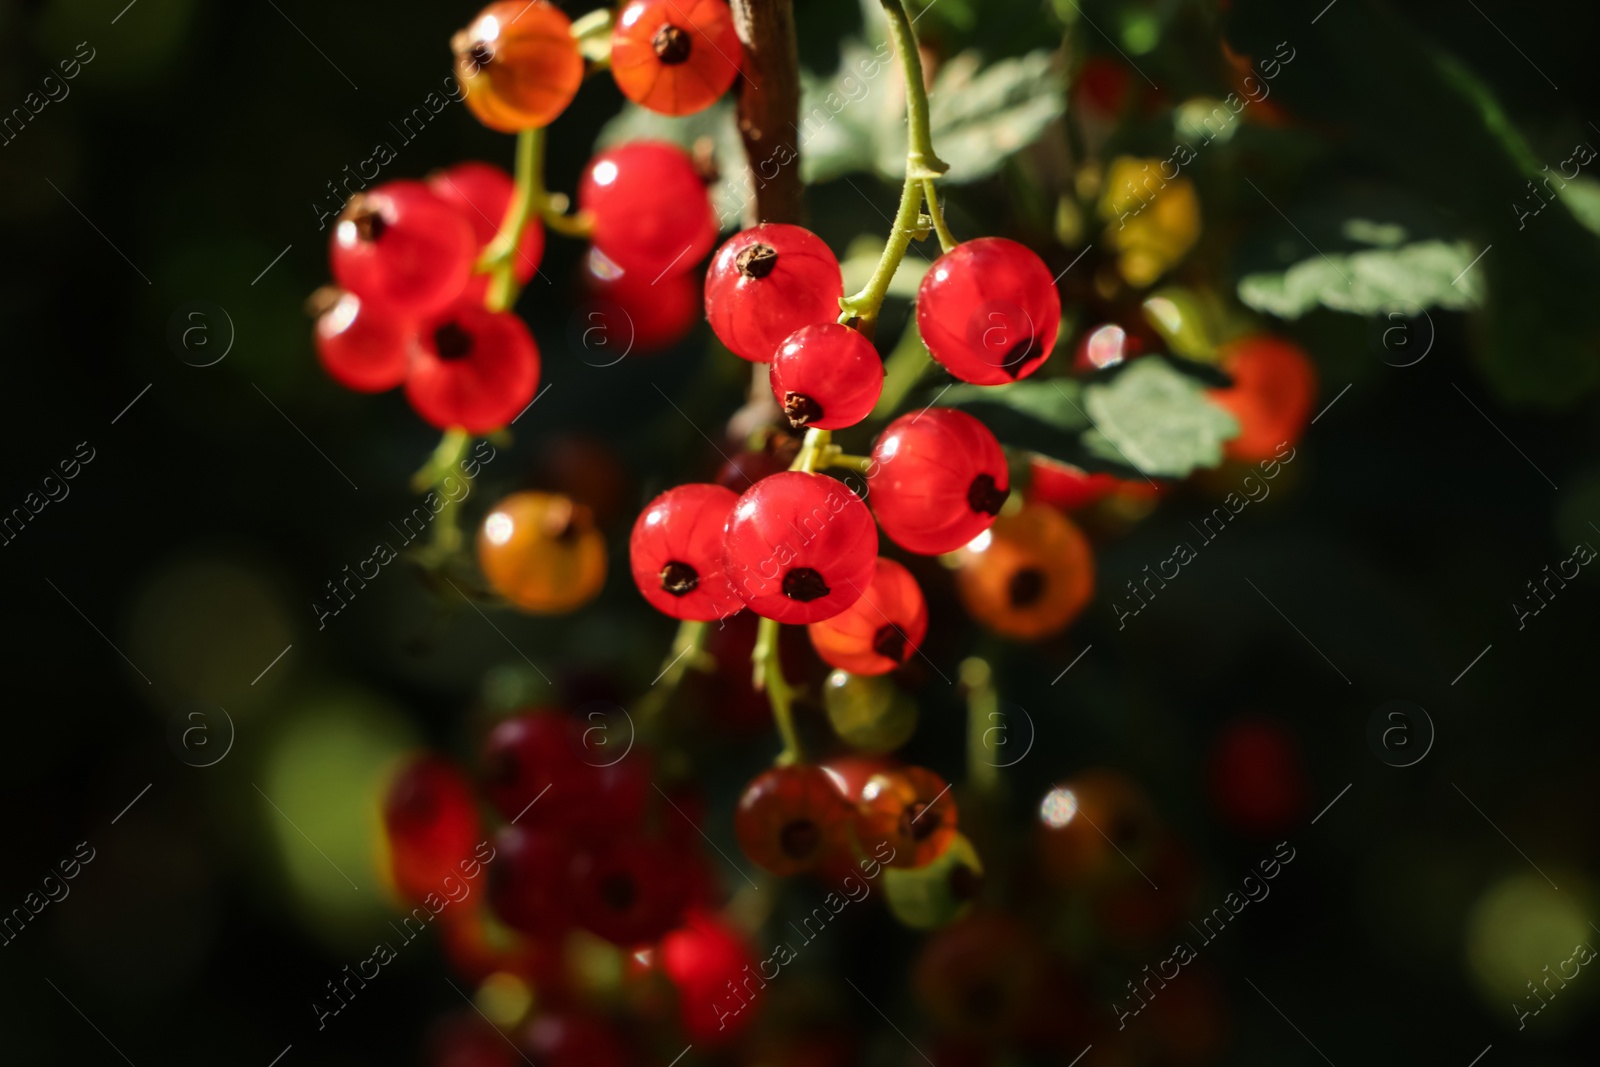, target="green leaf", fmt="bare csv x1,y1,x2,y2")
797,39,897,185
876,50,1065,184
935,379,1092,456
1082,359,1239,478
1237,239,1484,319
